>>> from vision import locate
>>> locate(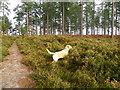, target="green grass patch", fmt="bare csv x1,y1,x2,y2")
17,35,120,88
